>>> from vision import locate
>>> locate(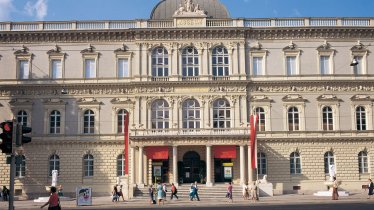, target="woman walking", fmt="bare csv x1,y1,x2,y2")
226,182,233,203
367,178,374,199
332,177,339,200
40,186,60,210
157,183,164,205
170,183,178,200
